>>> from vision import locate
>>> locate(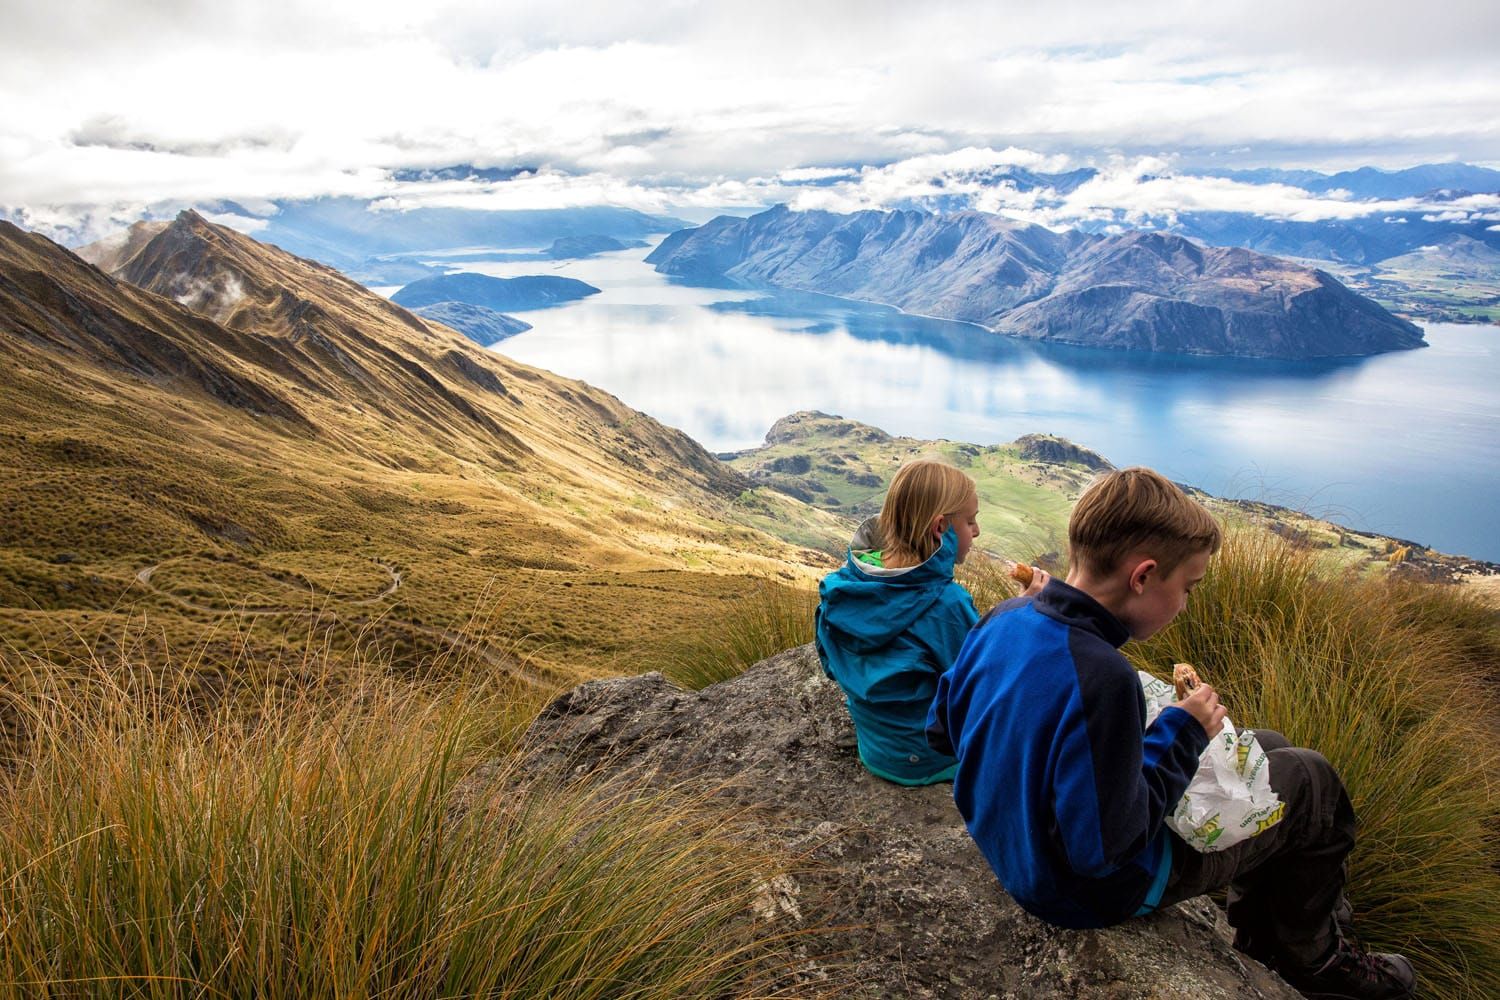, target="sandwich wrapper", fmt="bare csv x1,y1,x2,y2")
1139,671,1285,852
